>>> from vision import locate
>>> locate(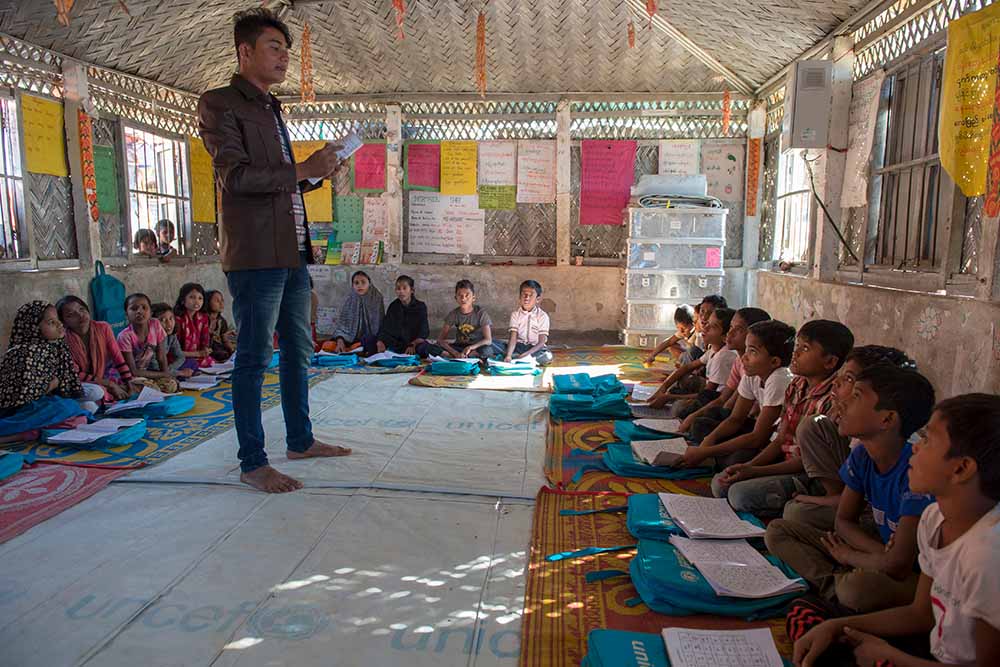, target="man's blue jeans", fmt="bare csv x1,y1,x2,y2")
226,260,314,473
